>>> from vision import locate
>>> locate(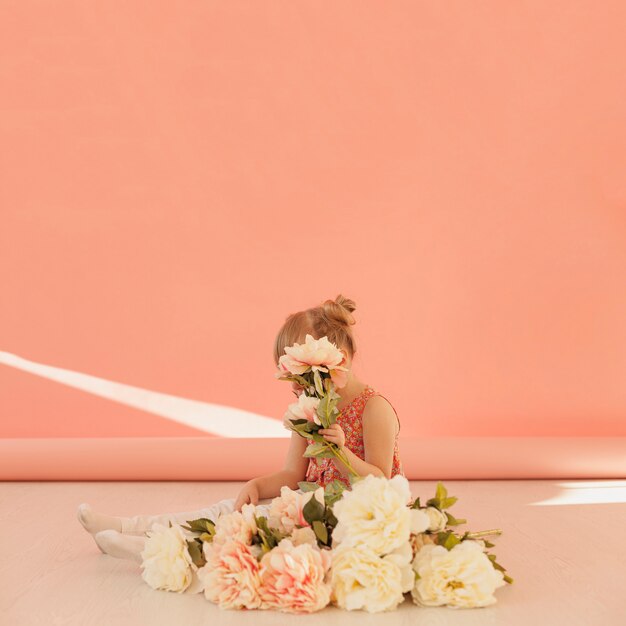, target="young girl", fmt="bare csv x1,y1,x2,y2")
77,295,404,563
